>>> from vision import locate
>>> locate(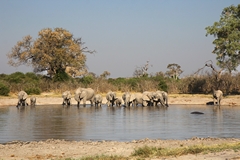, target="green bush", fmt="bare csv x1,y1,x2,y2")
4,72,25,83
25,72,40,81
25,87,41,95
0,82,10,96
53,69,70,82
126,78,140,89
151,75,168,92
80,76,94,86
